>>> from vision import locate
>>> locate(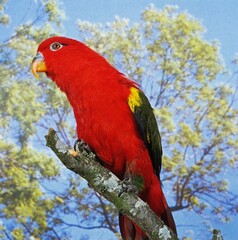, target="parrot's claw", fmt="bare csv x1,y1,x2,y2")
118,177,138,197
72,139,96,159
74,139,92,153
69,149,79,157
68,139,83,157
